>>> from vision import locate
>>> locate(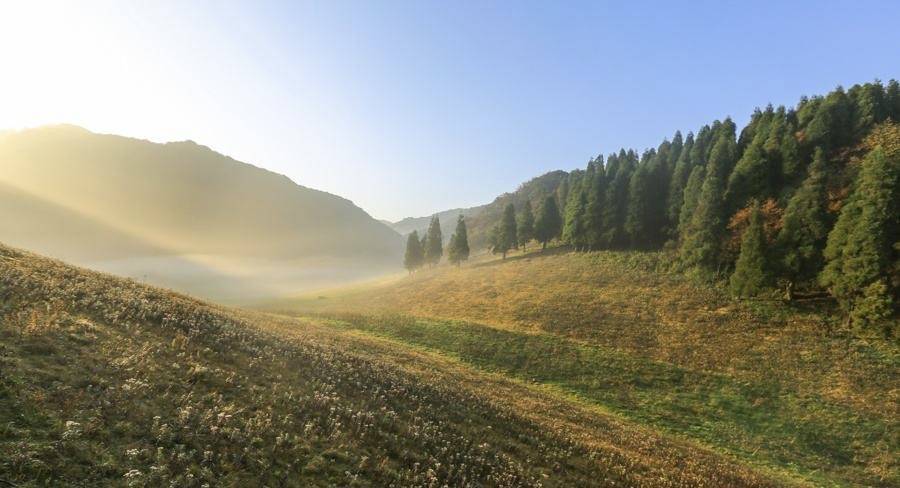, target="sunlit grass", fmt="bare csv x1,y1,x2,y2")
266,246,899,487
1,244,781,487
